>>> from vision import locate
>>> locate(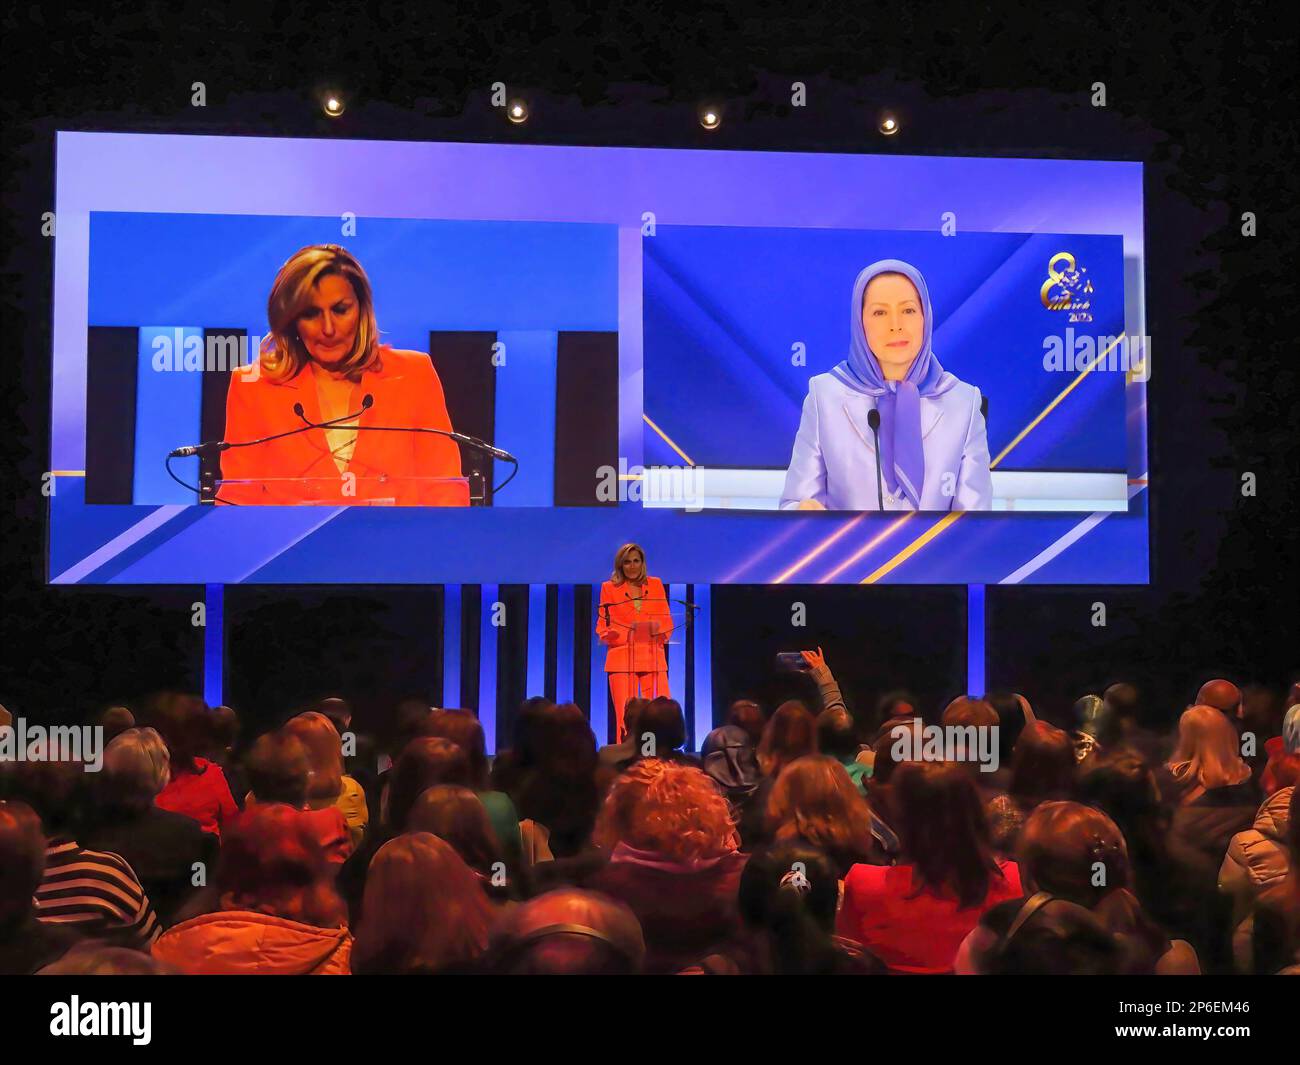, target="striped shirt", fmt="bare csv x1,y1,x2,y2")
35,837,161,948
